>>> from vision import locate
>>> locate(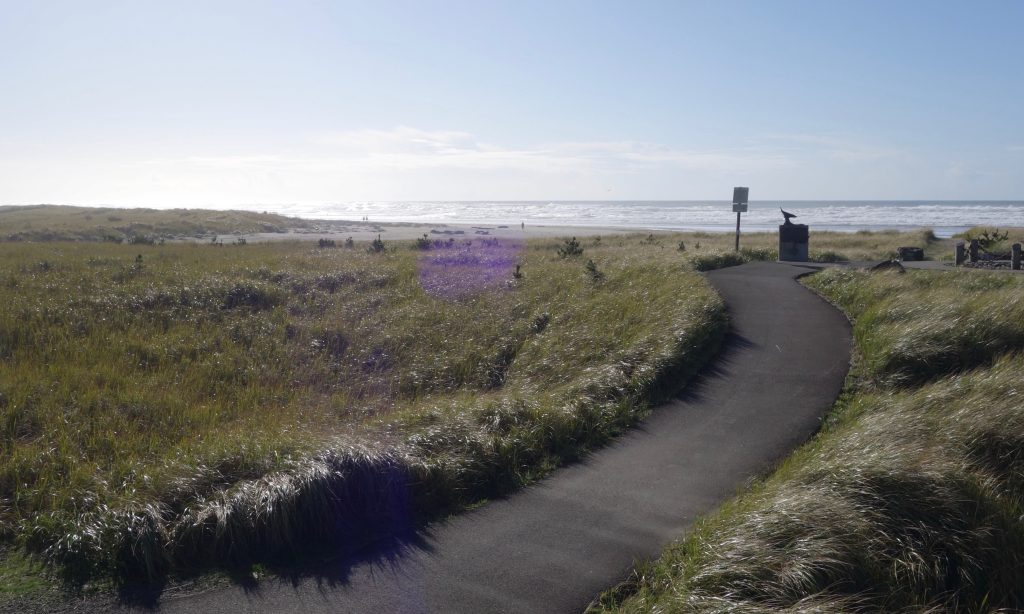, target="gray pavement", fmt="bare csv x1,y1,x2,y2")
136,261,852,614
